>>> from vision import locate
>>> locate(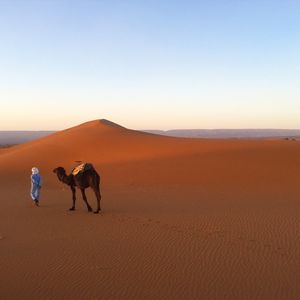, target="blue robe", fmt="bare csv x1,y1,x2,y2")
31,174,42,201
